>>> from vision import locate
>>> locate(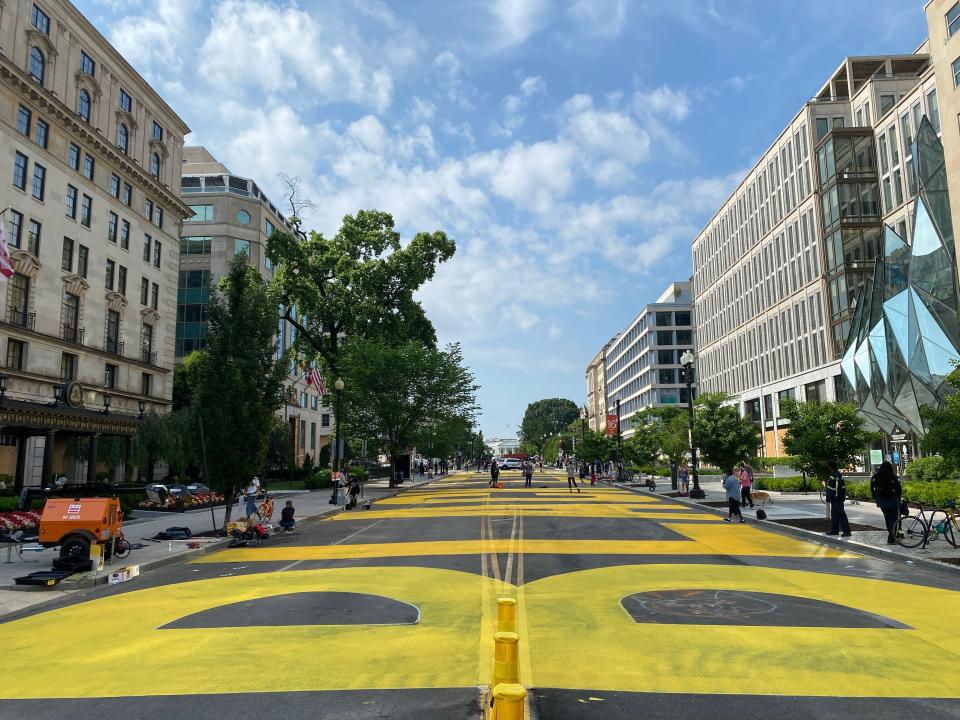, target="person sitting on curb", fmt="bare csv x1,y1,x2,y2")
278,500,296,533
